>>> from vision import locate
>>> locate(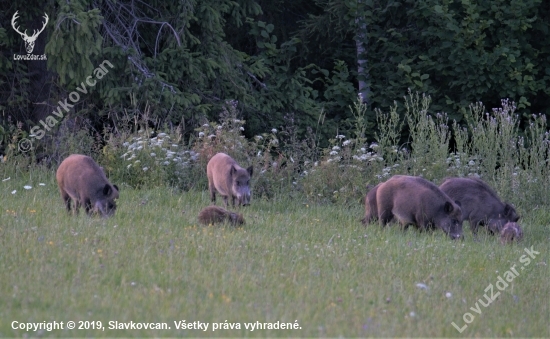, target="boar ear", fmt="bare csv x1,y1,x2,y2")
247,166,253,177
230,165,237,176
444,201,454,213
113,184,119,192
103,184,113,196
